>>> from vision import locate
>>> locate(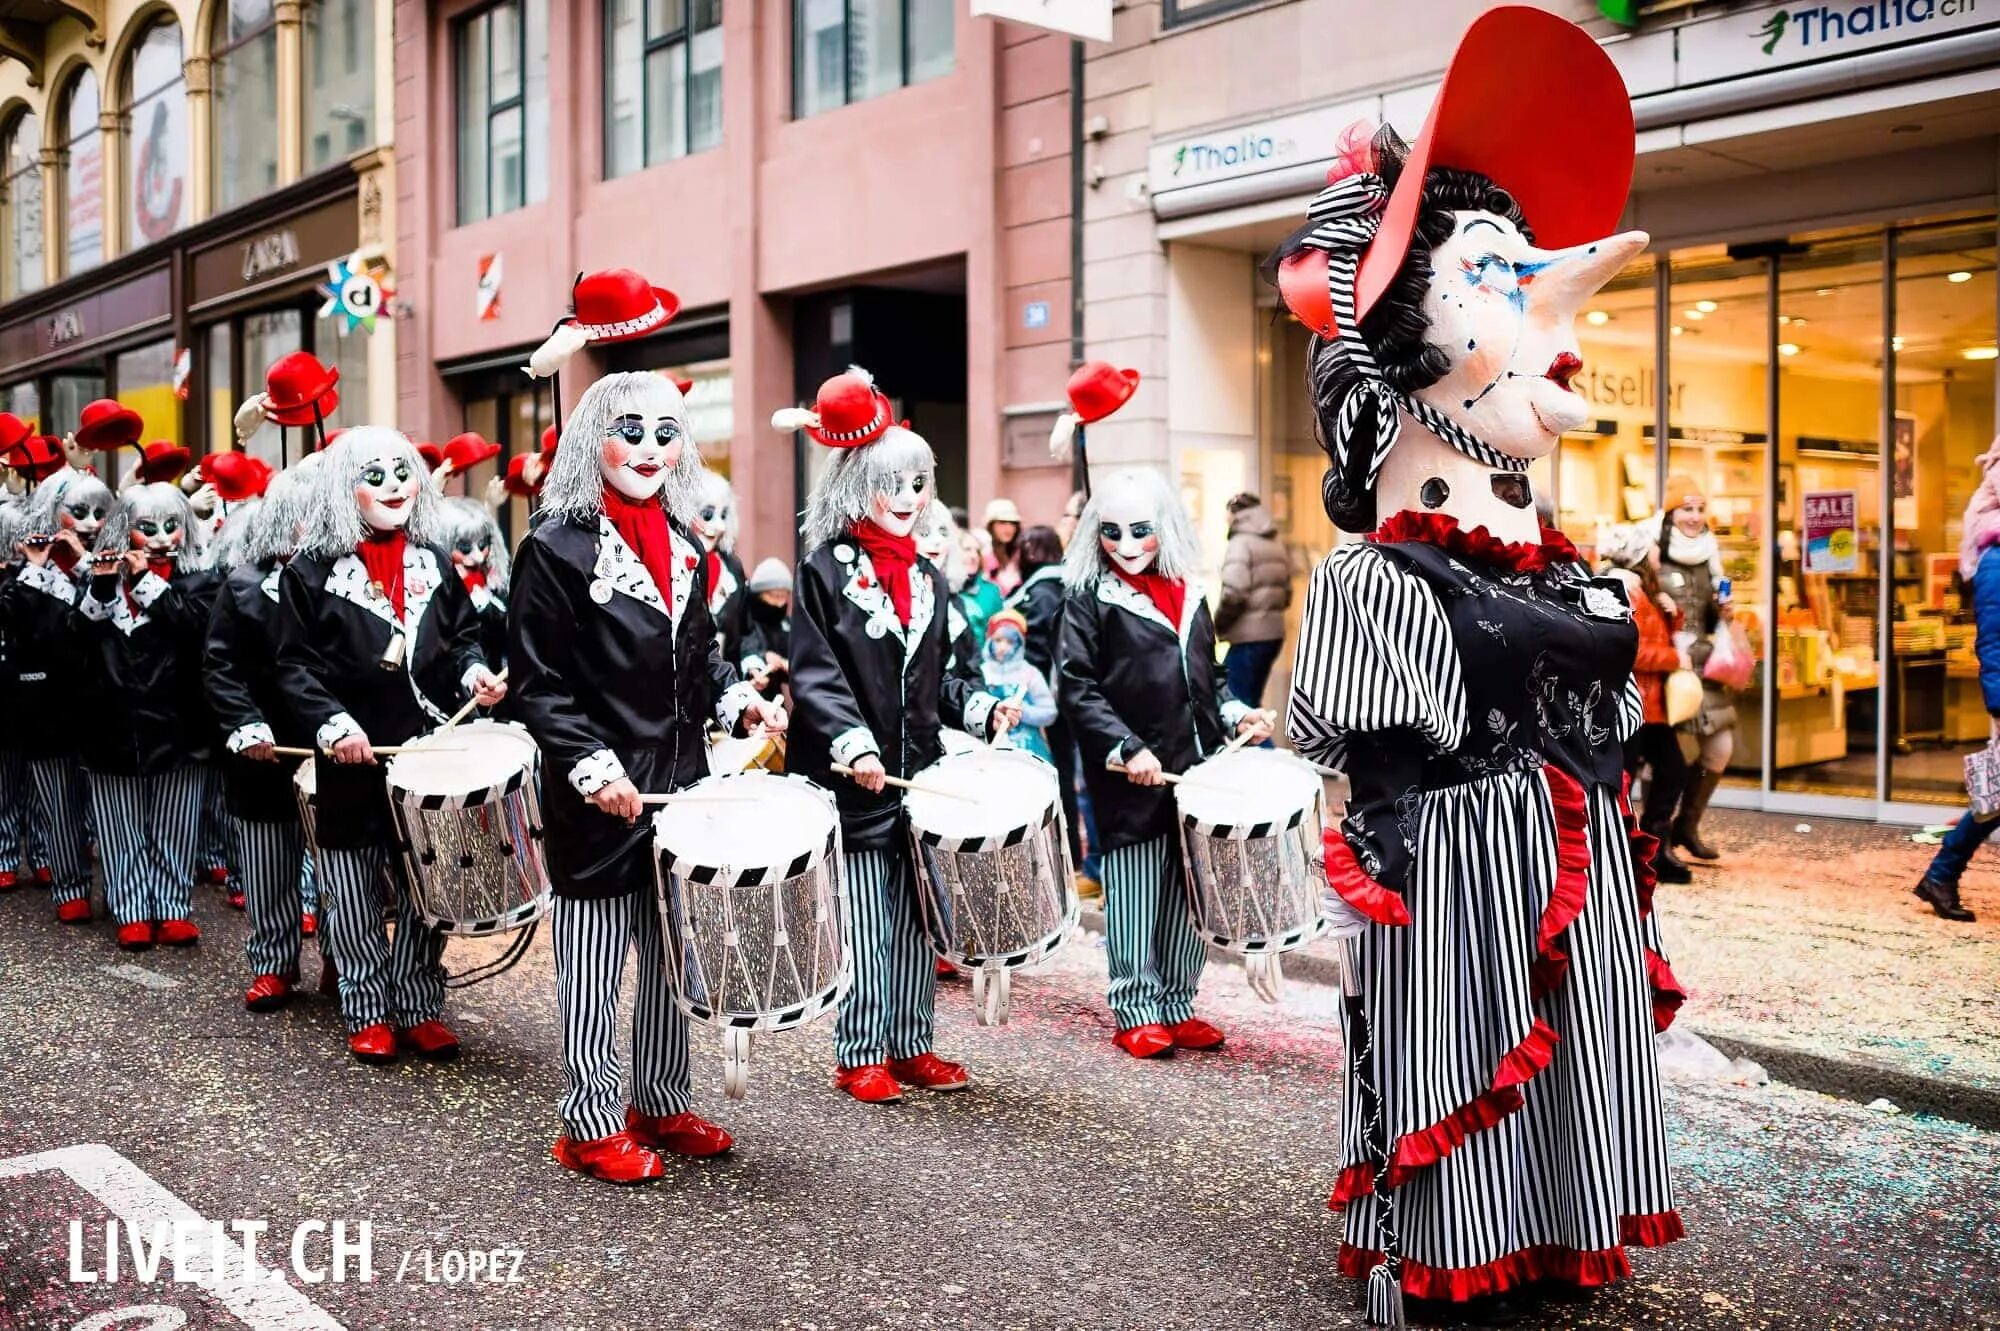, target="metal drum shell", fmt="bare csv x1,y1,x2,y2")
293,760,317,850
385,720,553,937
1175,749,1332,957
